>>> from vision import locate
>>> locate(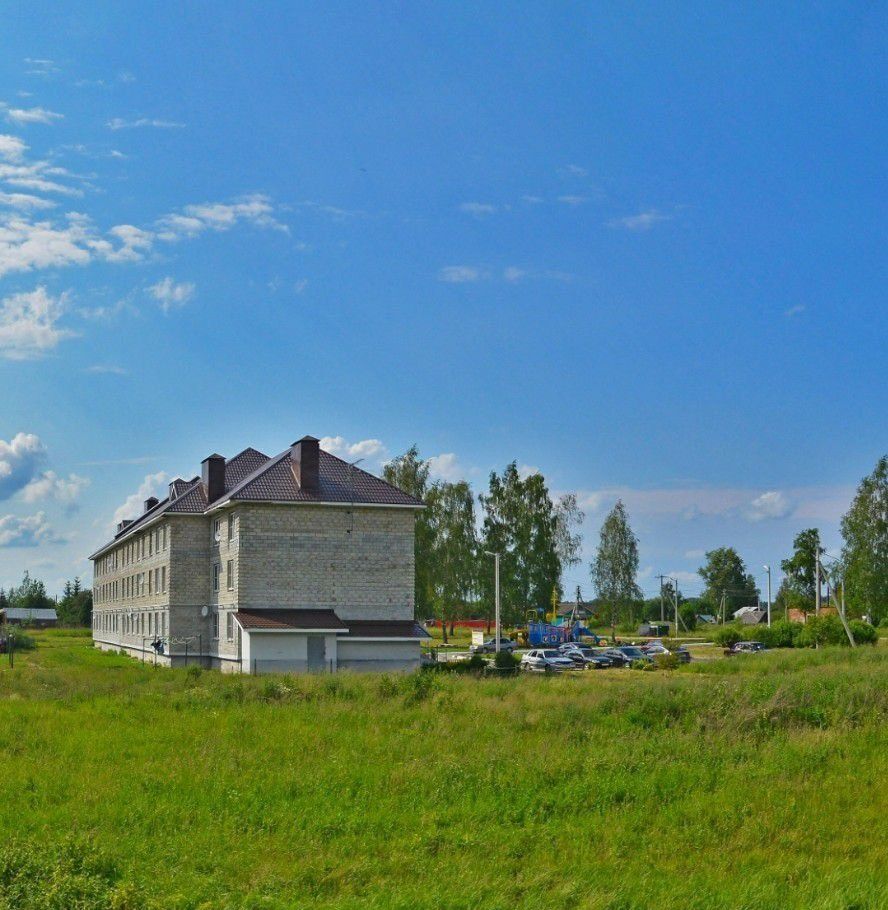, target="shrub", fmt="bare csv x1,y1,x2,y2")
4,630,36,651
746,620,801,649
492,649,520,669
713,625,744,647
653,653,680,670
795,614,847,648
849,620,878,645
